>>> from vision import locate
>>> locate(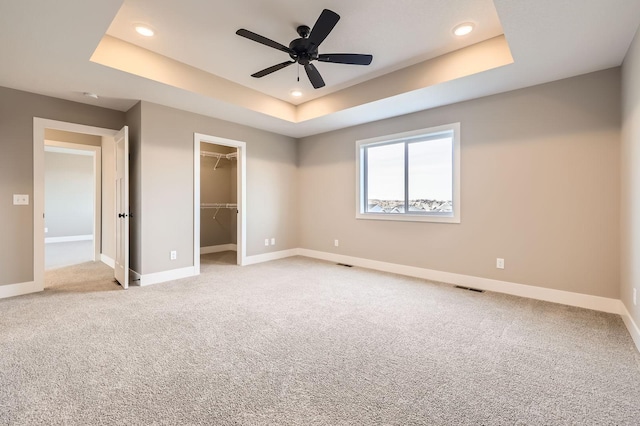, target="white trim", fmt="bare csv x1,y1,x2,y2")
355,122,461,224
200,244,238,254
136,266,197,287
194,133,247,273
620,303,640,353
243,249,300,266
101,254,115,268
228,246,625,316
297,249,622,314
45,145,95,156
34,118,118,297
0,281,38,299
45,234,93,244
